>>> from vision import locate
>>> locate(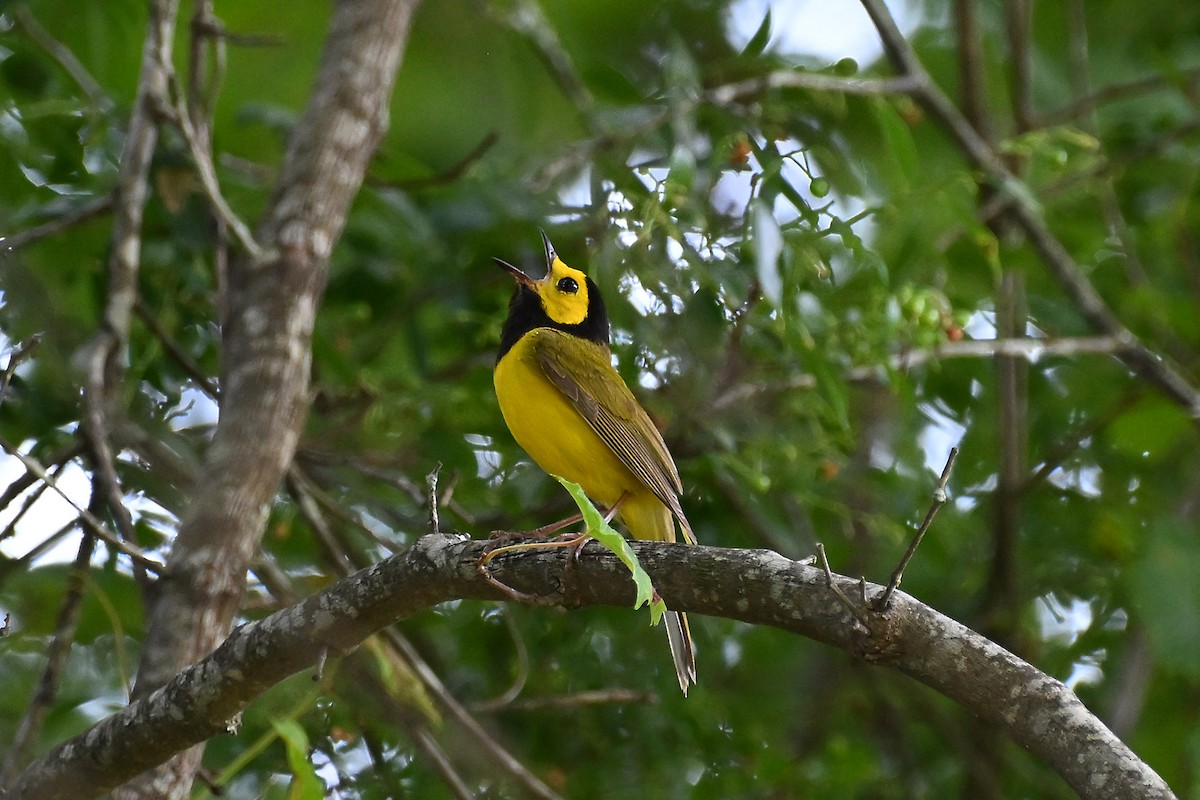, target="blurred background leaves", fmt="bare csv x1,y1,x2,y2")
2,0,1199,797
